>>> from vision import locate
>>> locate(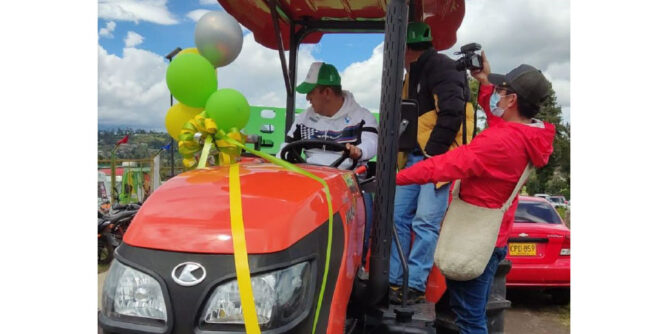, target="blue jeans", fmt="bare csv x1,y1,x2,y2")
446,247,508,334
389,152,450,292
